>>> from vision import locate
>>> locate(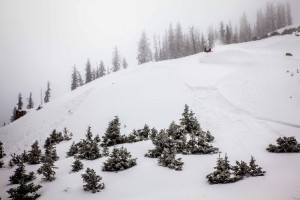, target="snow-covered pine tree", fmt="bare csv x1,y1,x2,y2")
71,65,79,90
7,180,42,200
232,160,248,177
145,129,170,158
101,116,126,146
71,159,83,172
137,31,152,64
122,57,128,69
77,126,102,160
102,145,109,157
112,47,121,72
27,92,34,109
267,136,300,153
44,81,51,103
66,141,79,157
99,60,106,77
9,162,36,184
206,154,242,184
85,59,92,83
63,127,72,141
17,93,23,110
42,144,59,162
37,154,57,181
180,104,201,135
0,141,5,159
247,156,265,176
102,146,137,172
28,141,42,165
77,71,84,86
10,107,17,122
158,147,183,171
81,168,105,193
